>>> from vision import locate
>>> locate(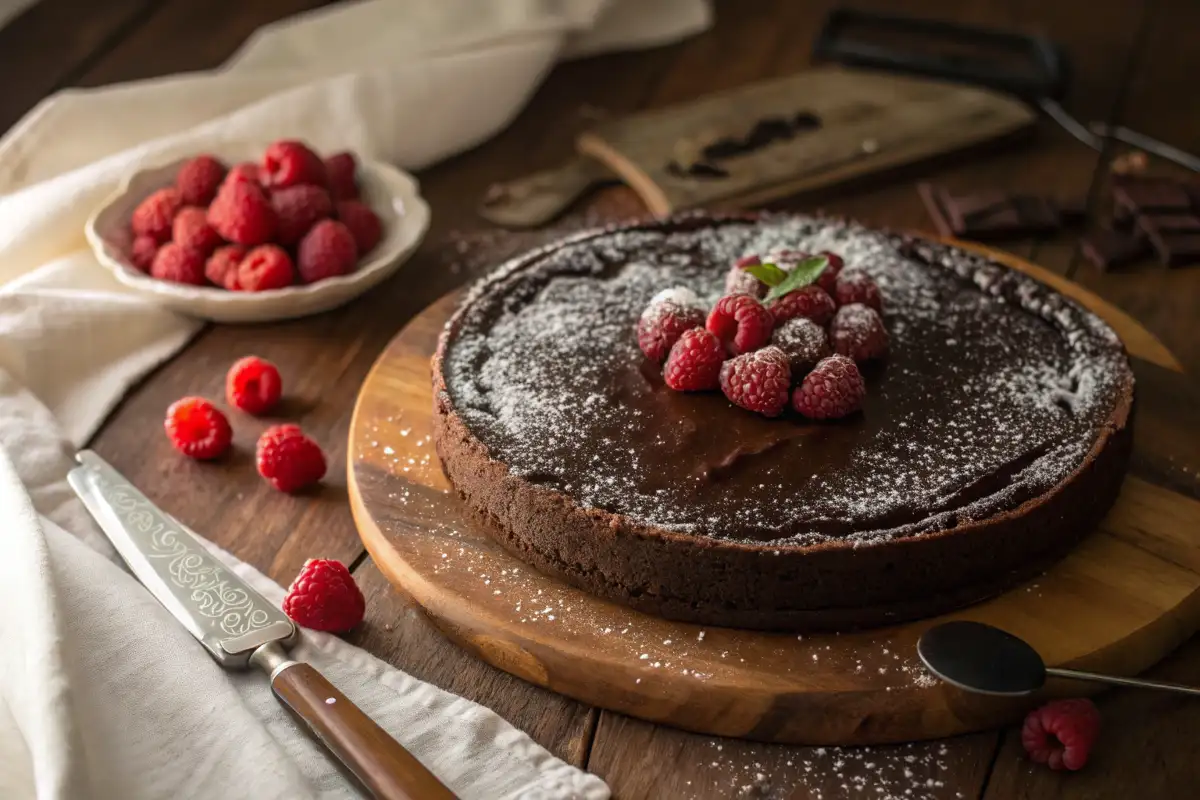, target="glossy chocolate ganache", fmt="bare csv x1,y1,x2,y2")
433,213,1134,630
